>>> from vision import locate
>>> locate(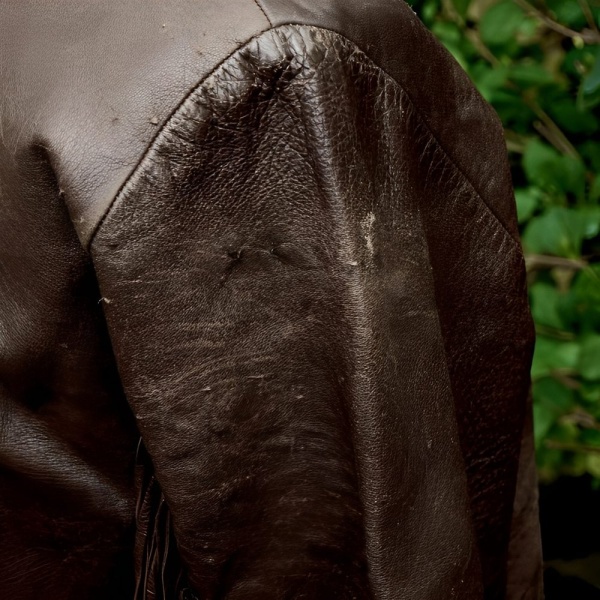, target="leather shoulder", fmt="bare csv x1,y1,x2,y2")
92,24,485,597
257,0,519,240
0,0,269,246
